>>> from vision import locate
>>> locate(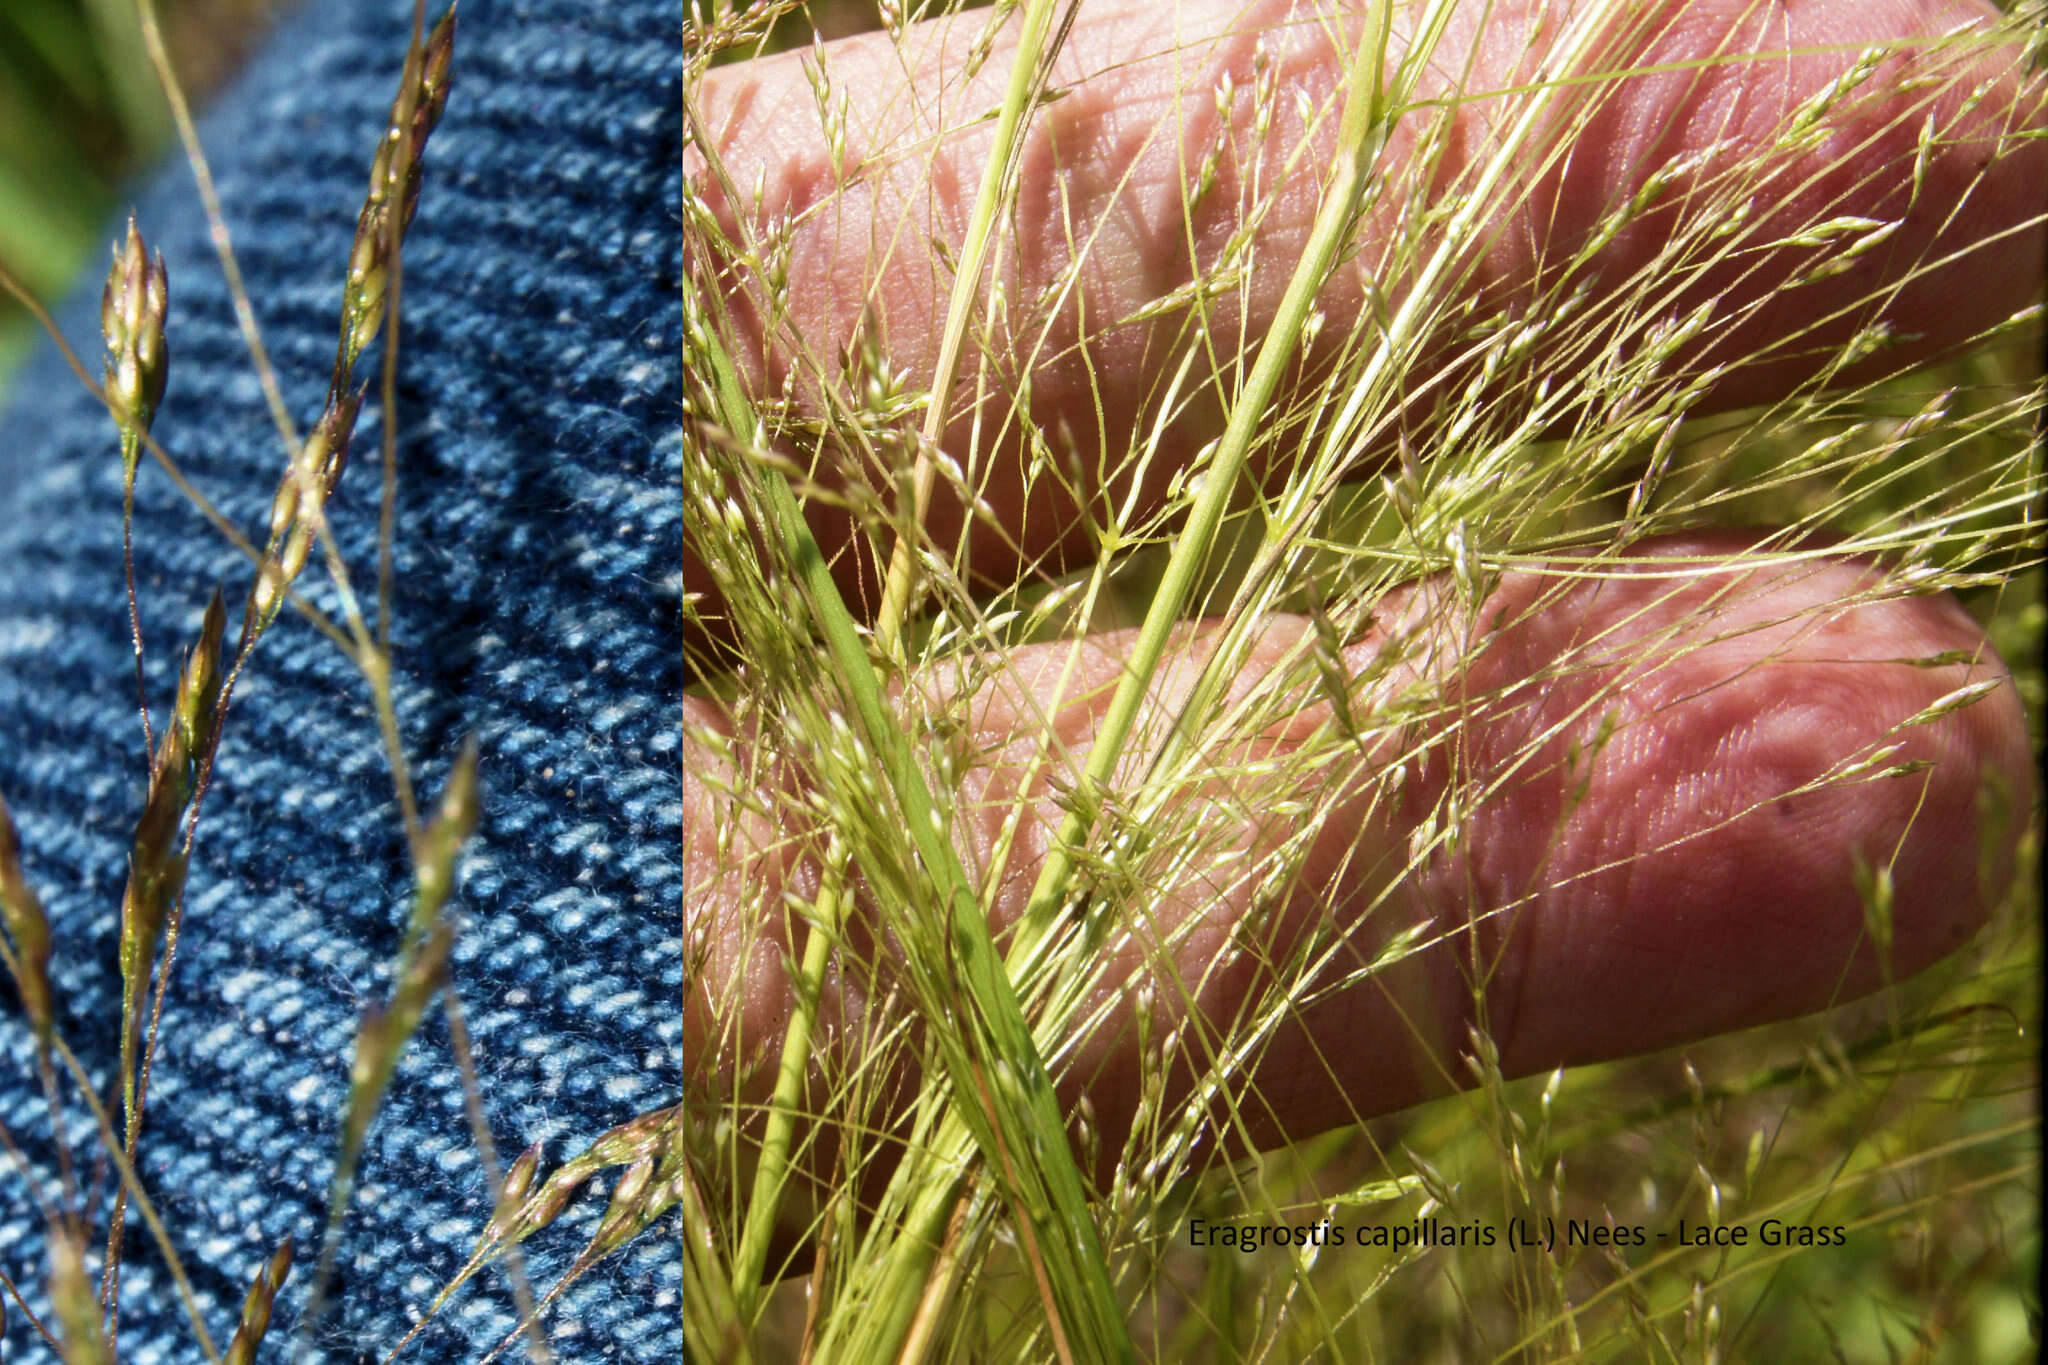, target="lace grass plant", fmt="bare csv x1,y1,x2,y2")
682,0,2045,1360
0,4,690,1359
